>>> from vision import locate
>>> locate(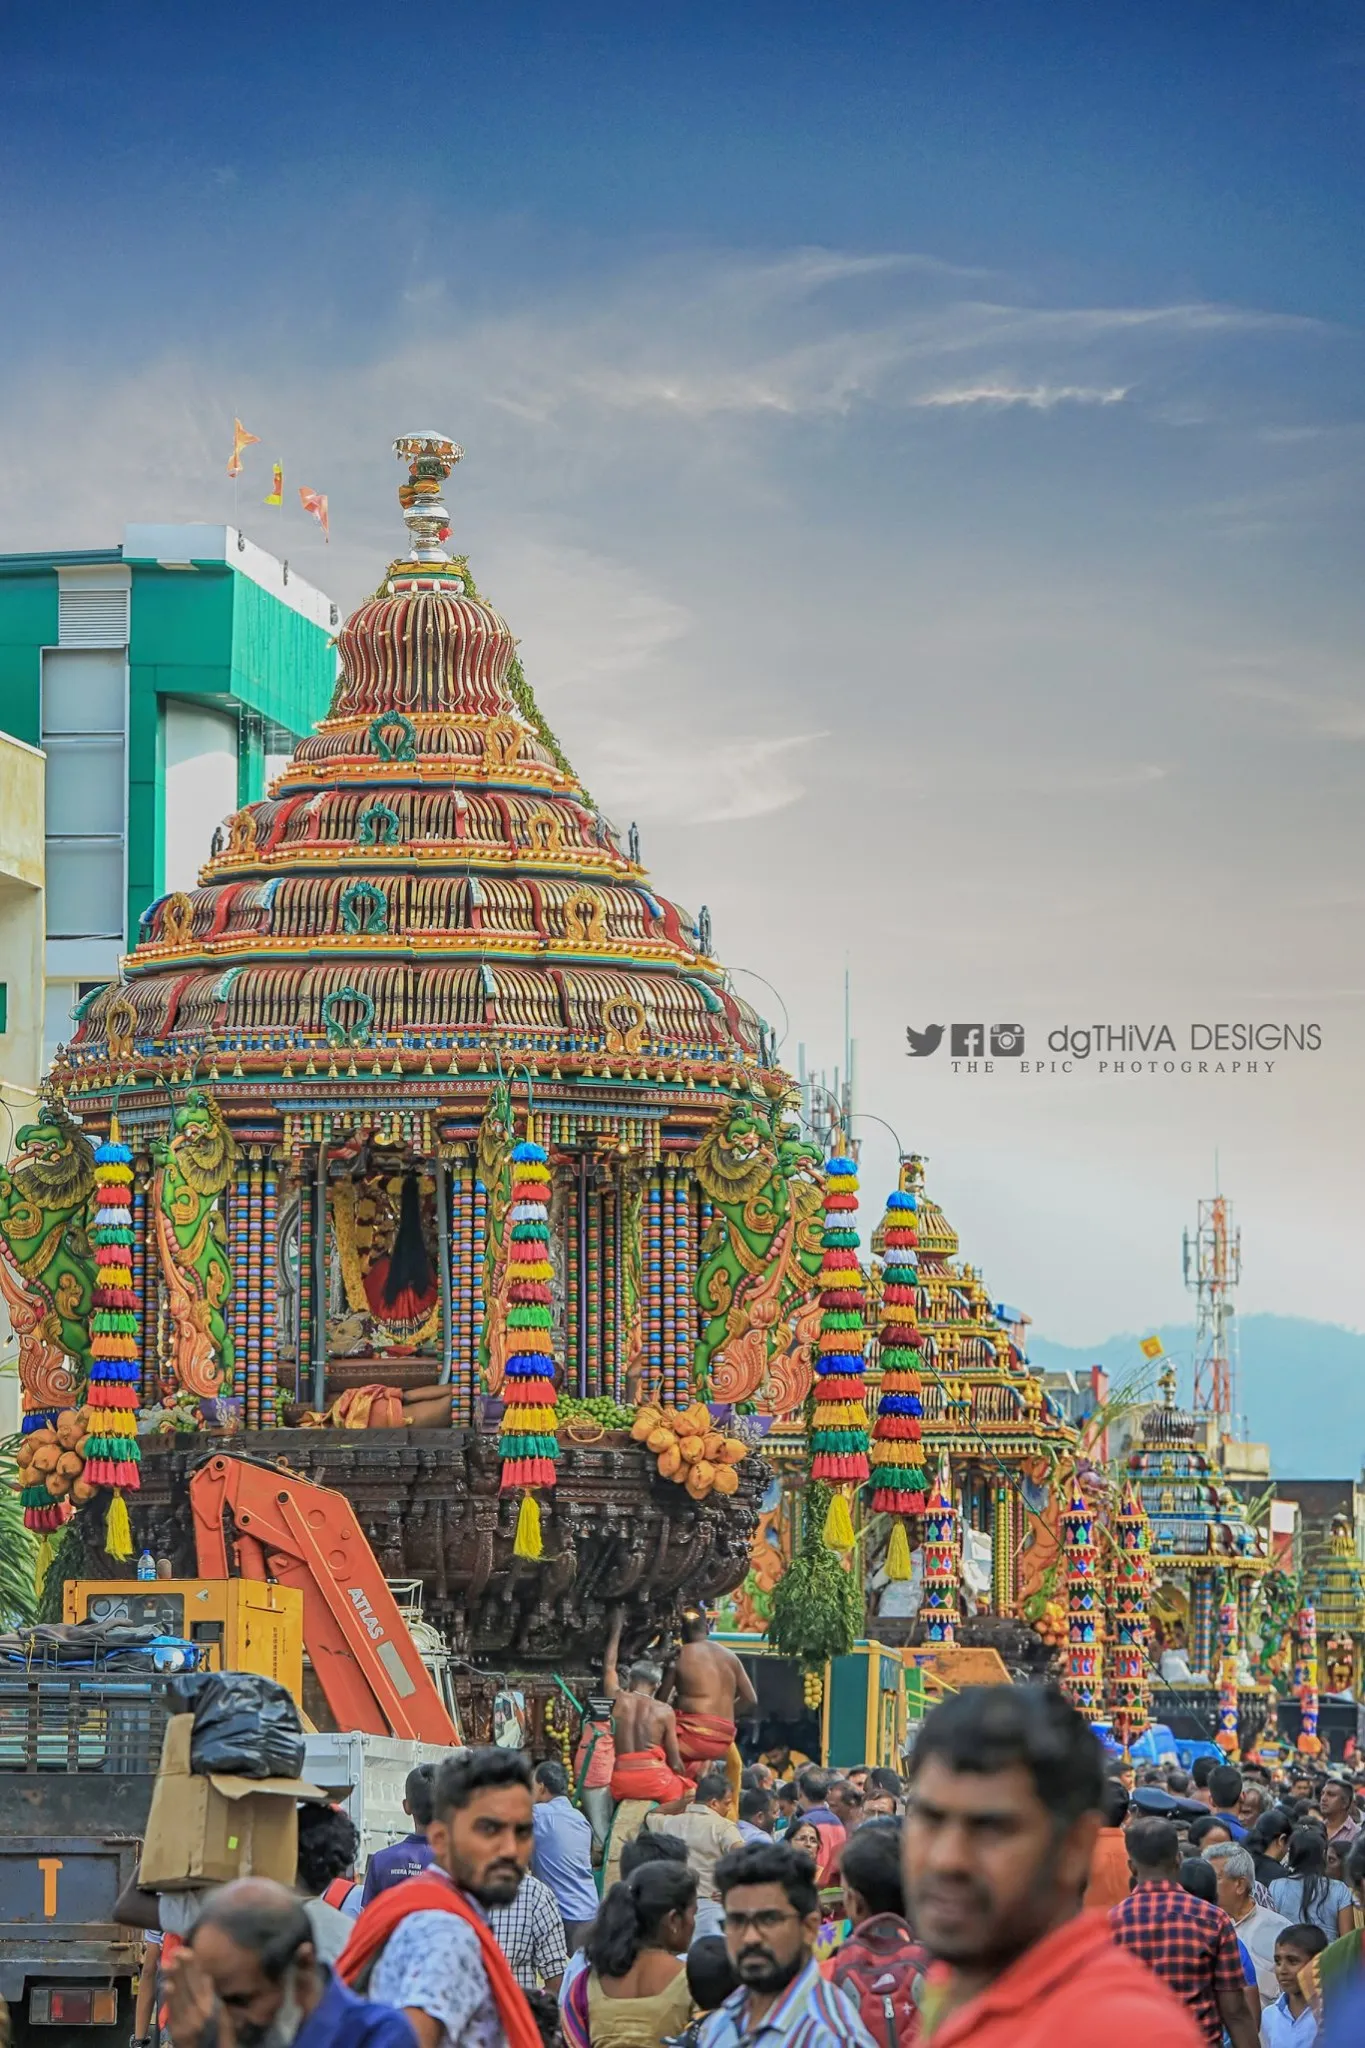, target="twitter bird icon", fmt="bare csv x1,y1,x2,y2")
905,1024,944,1058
